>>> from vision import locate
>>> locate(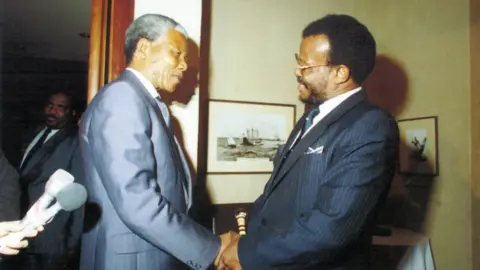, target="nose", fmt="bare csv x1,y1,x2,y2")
47,106,56,114
178,56,187,72
295,67,302,78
